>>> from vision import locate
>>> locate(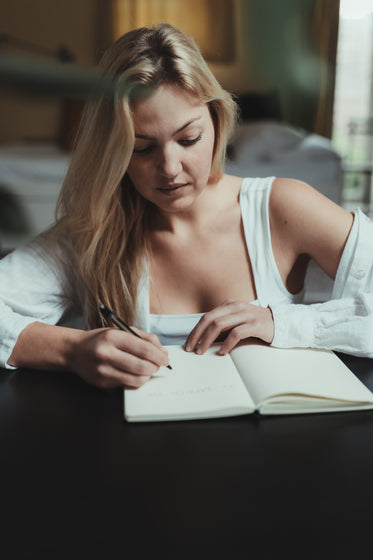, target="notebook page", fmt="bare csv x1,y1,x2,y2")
124,345,255,421
229,344,373,407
